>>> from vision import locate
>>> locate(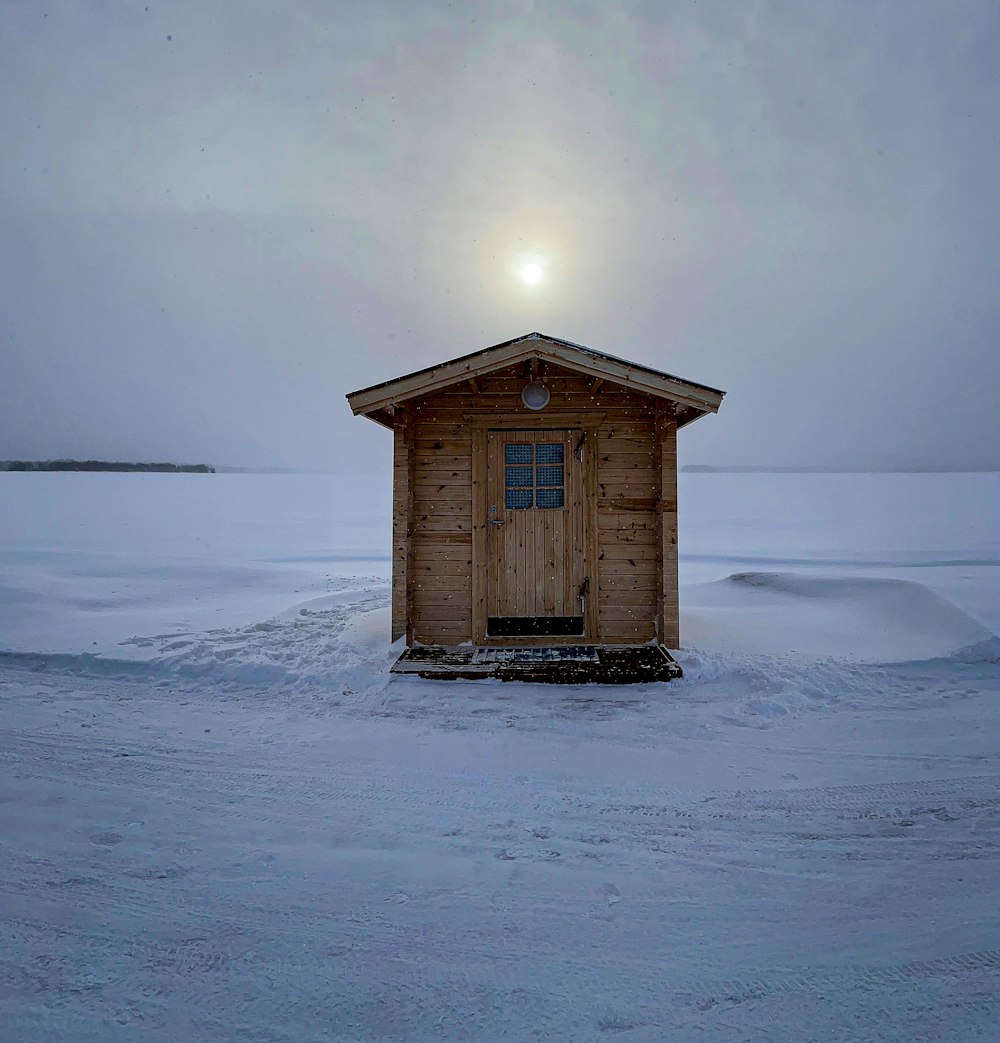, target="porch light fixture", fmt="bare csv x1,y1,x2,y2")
521,380,550,410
